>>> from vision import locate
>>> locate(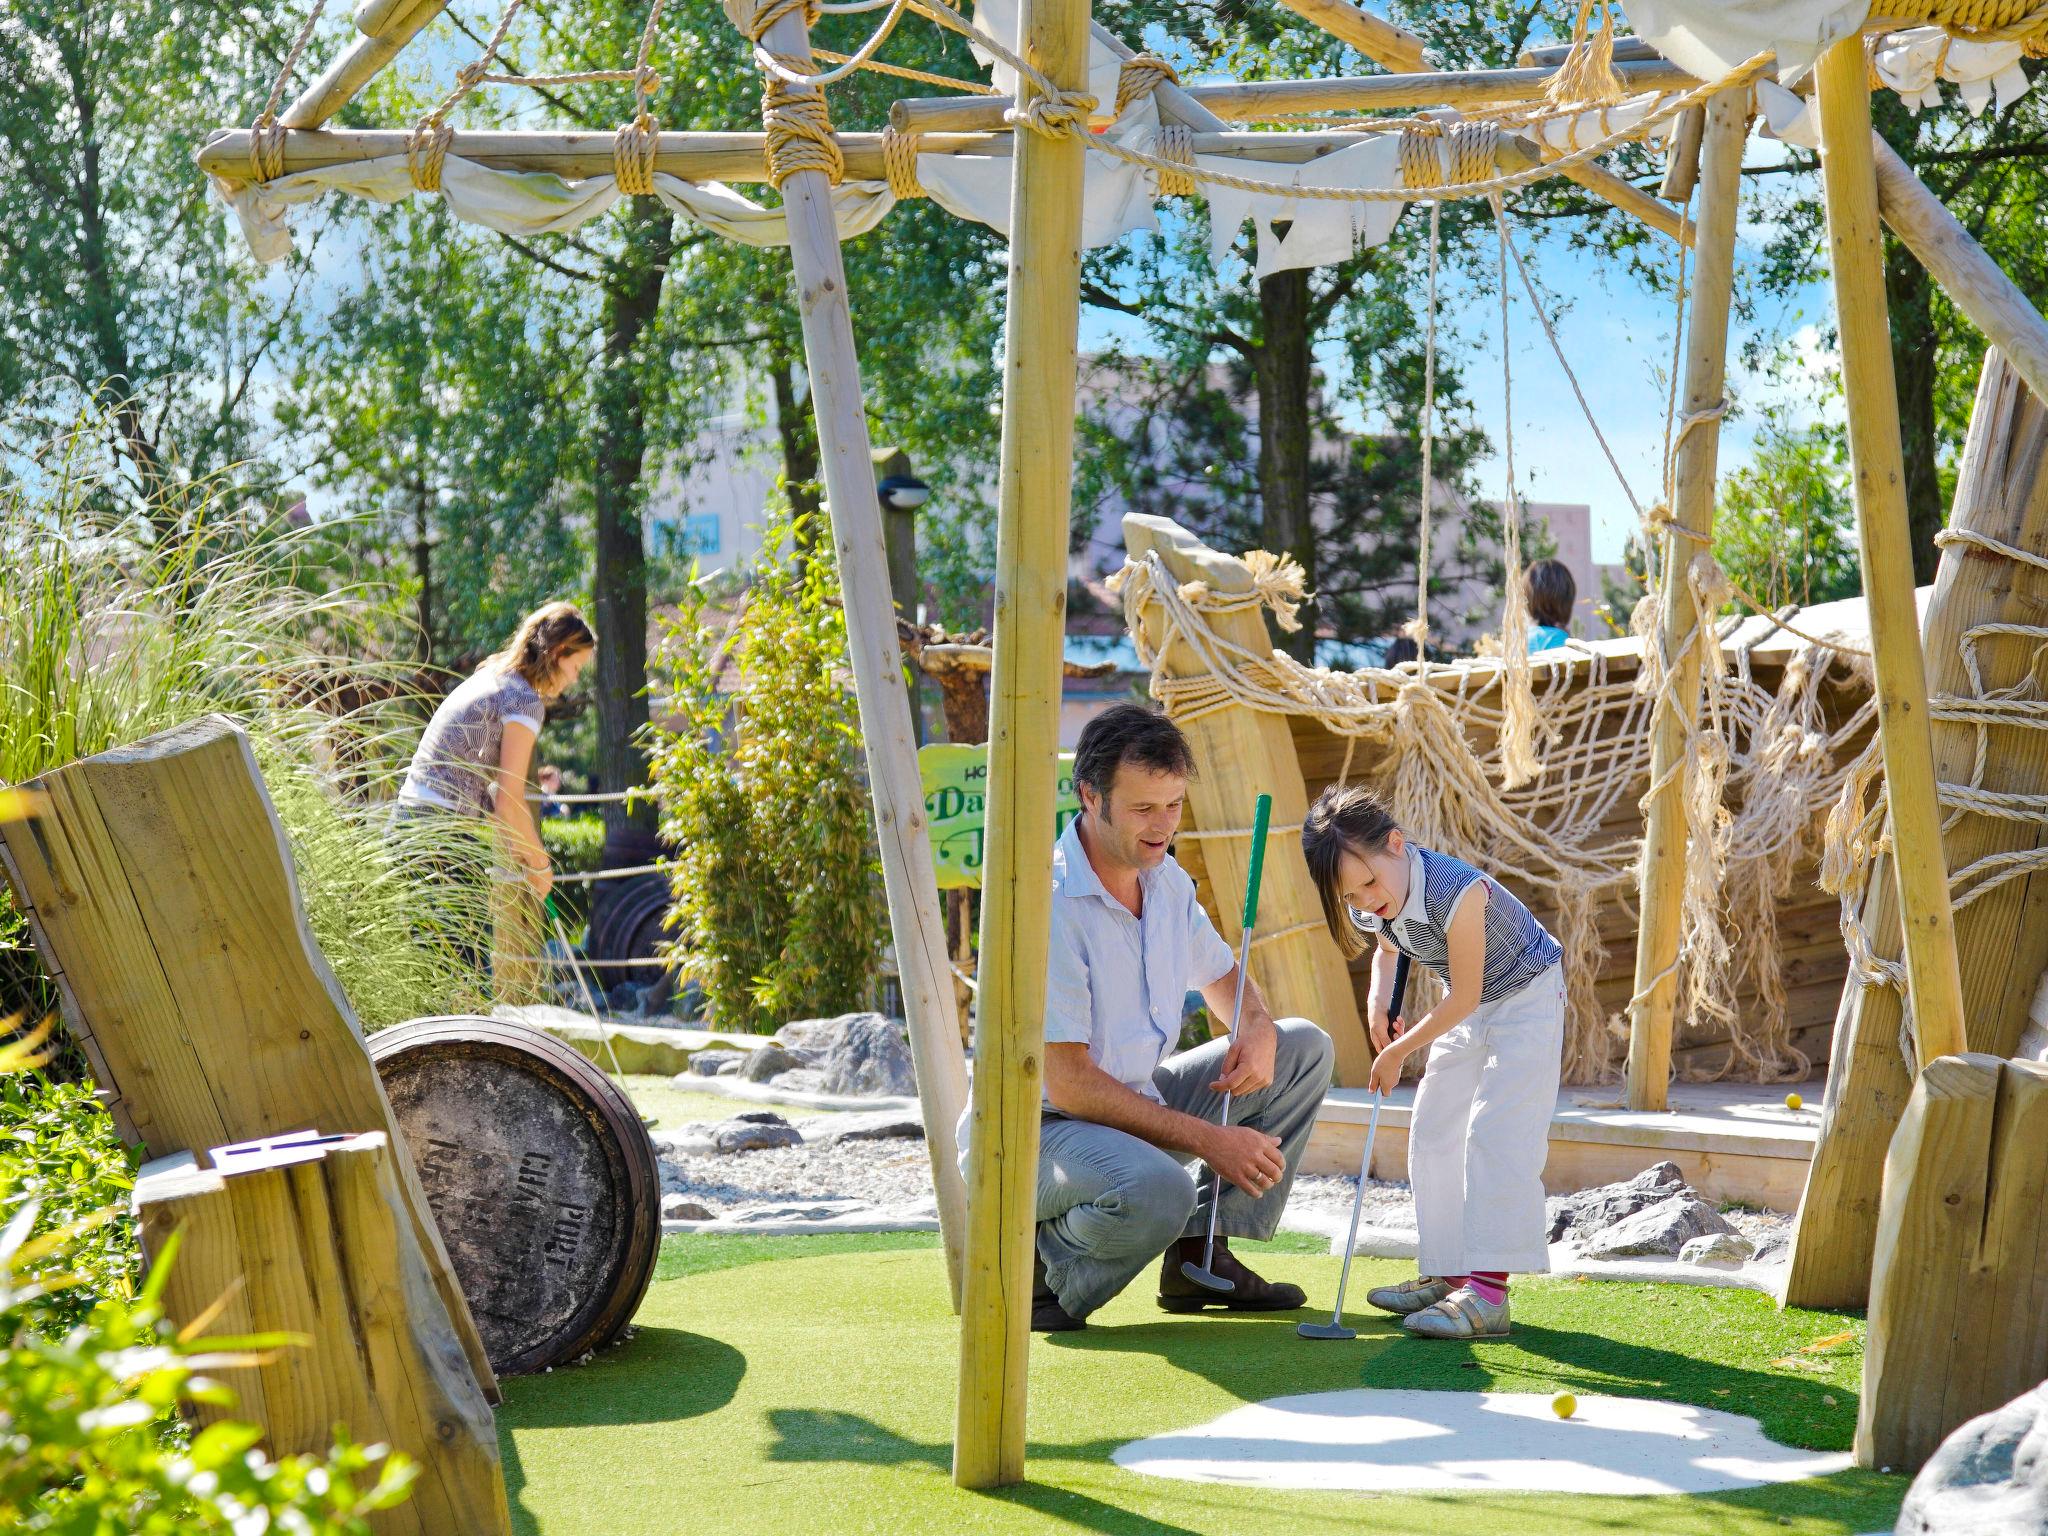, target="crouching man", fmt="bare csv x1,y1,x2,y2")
1028,702,1334,1331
